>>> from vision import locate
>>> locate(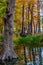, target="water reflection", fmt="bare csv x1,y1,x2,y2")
27,57,40,65
35,56,40,65
27,47,43,65
1,47,43,65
